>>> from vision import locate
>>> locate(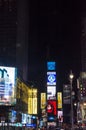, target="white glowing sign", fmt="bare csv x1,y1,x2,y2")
0,66,17,106
47,86,56,100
